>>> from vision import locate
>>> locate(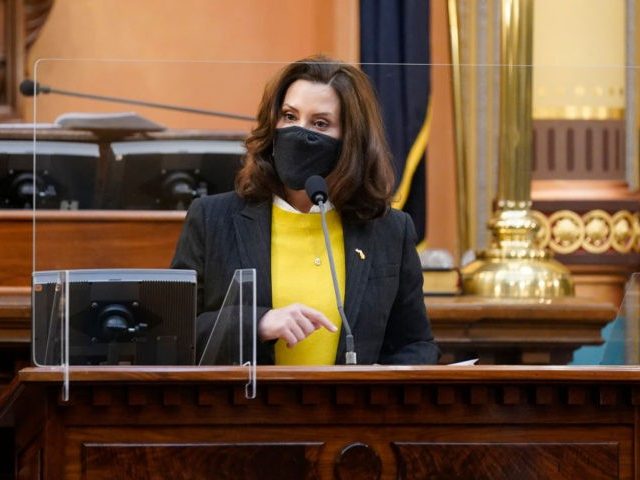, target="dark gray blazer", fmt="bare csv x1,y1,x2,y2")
171,191,439,365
